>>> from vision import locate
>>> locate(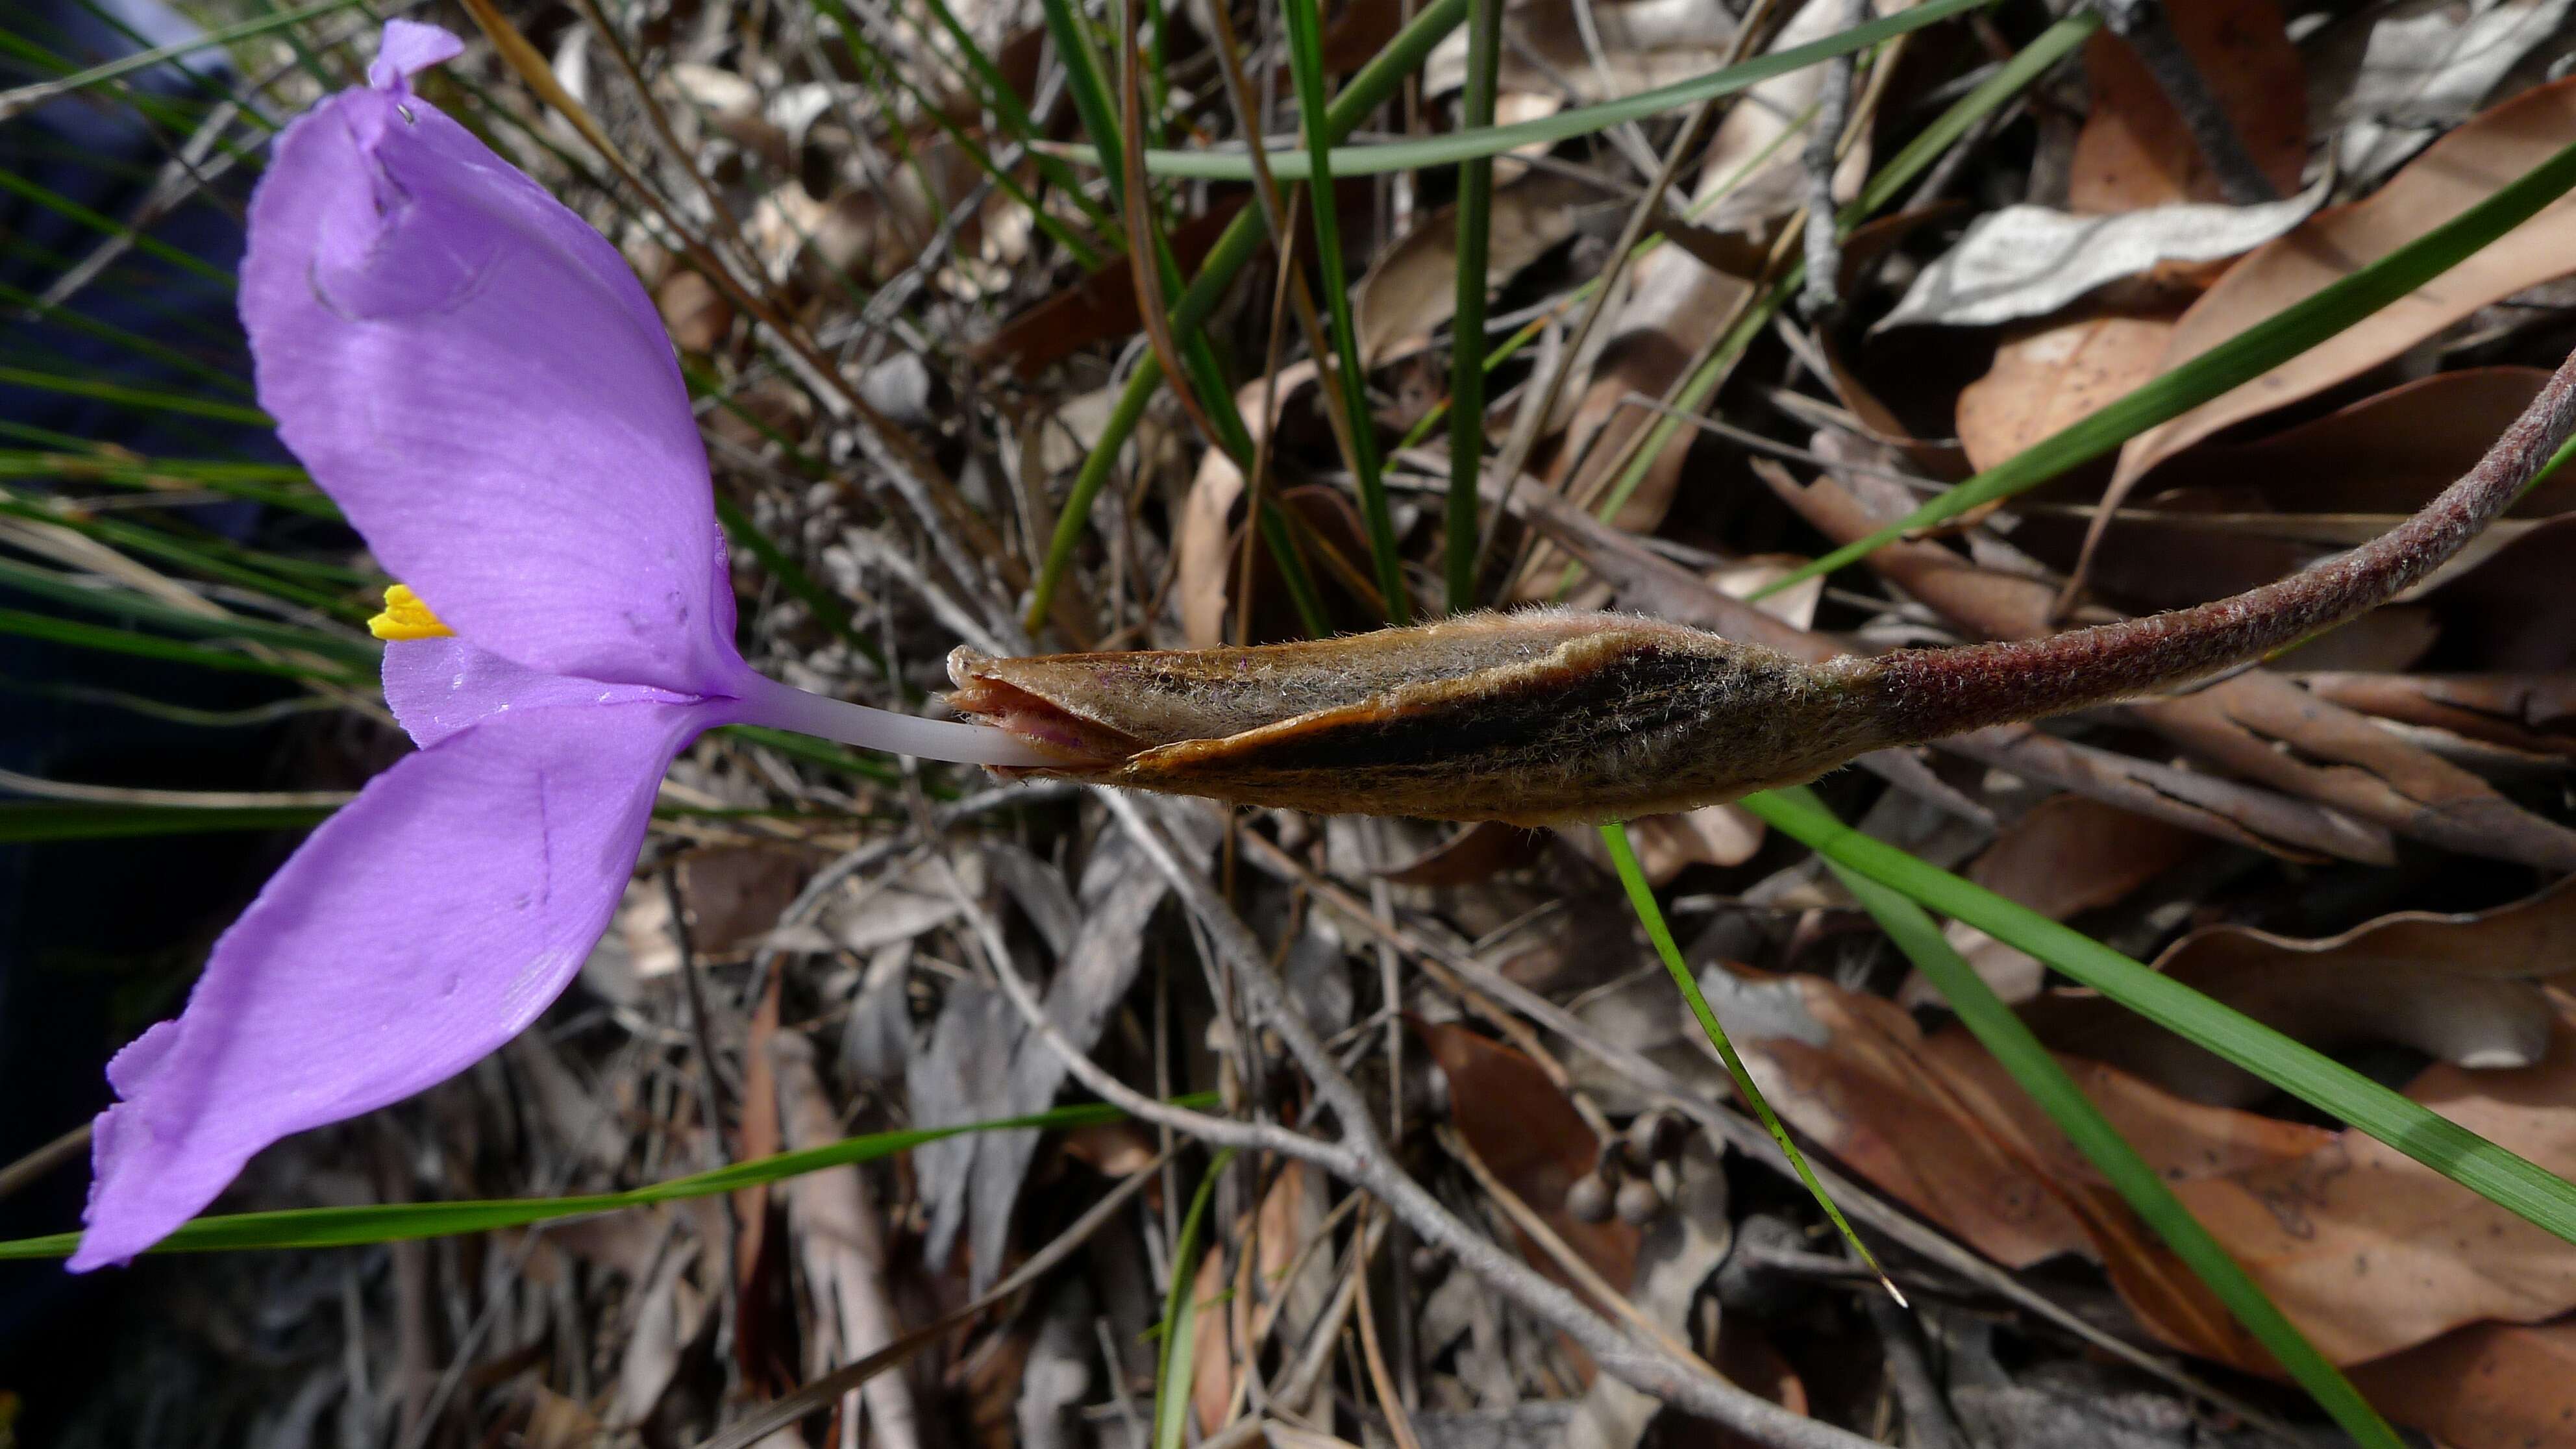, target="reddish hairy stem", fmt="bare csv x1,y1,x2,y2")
1863,348,2576,745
